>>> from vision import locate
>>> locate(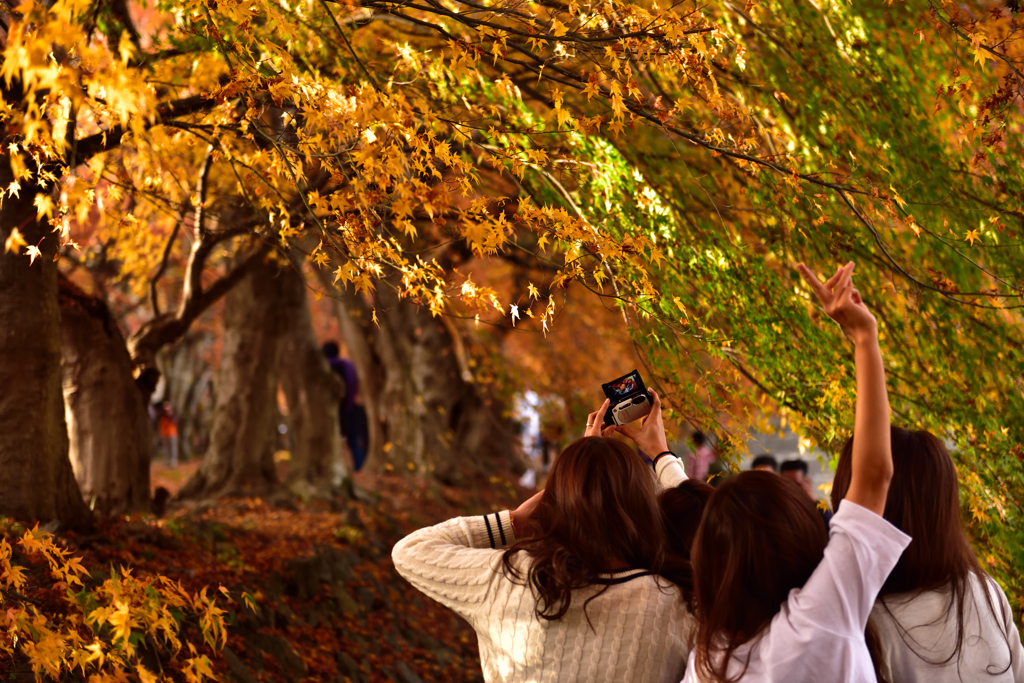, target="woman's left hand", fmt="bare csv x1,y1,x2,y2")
584,399,616,437
615,390,670,457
